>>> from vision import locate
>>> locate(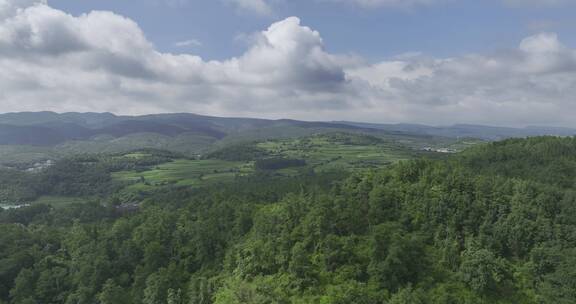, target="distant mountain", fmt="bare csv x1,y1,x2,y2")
0,111,119,128
97,121,190,138
336,122,576,140
1,111,575,147
0,112,370,147
1,112,574,146
0,124,68,145
1,112,574,164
